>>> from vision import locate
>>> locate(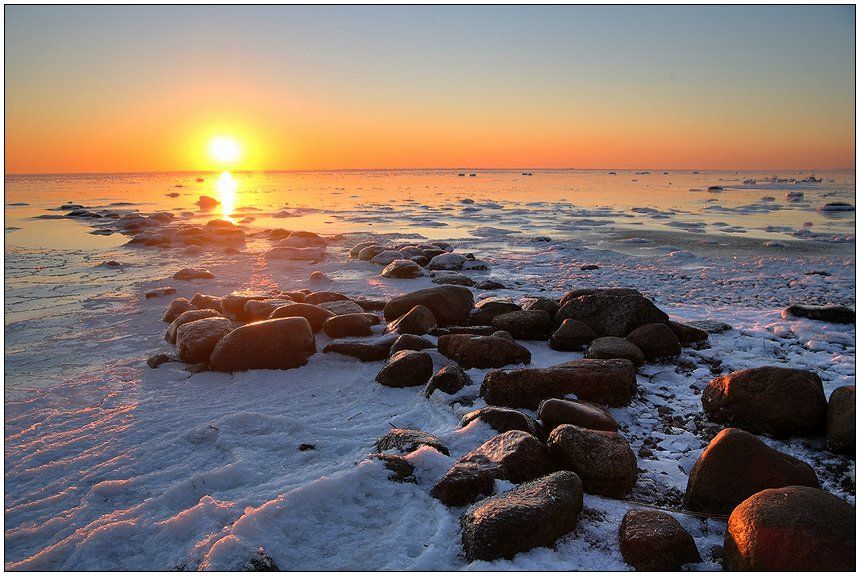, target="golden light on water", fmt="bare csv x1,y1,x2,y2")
216,171,237,219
